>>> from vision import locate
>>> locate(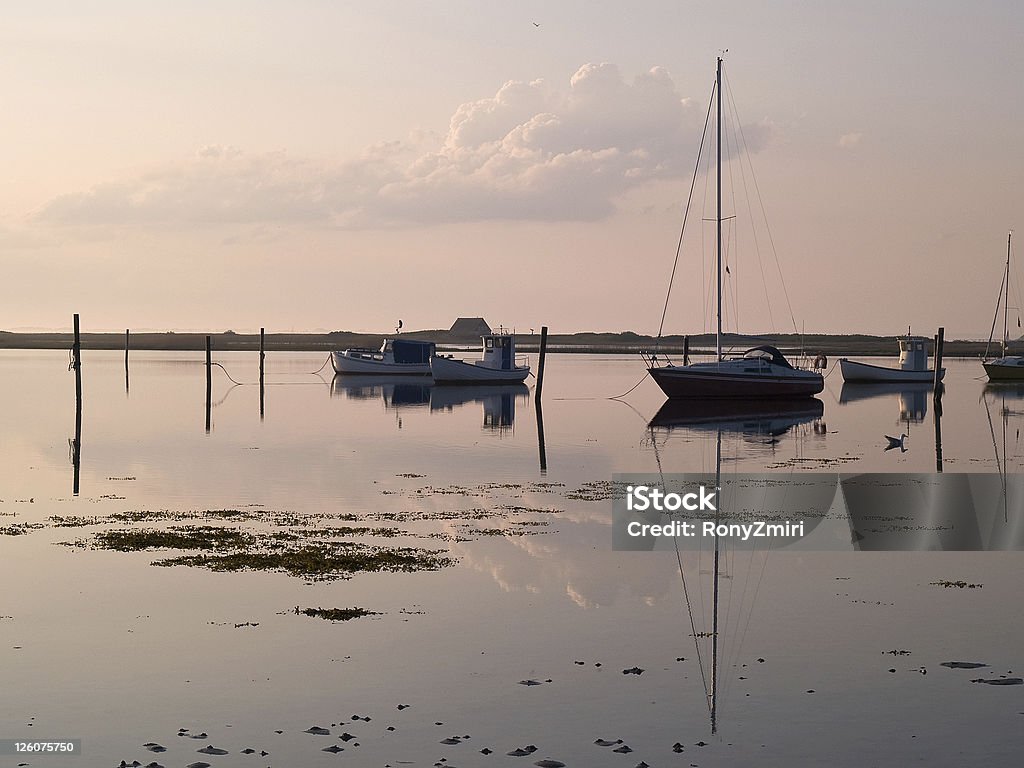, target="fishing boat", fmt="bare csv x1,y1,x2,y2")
429,331,530,384
983,232,1024,381
331,338,436,375
839,332,944,383
644,57,823,400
